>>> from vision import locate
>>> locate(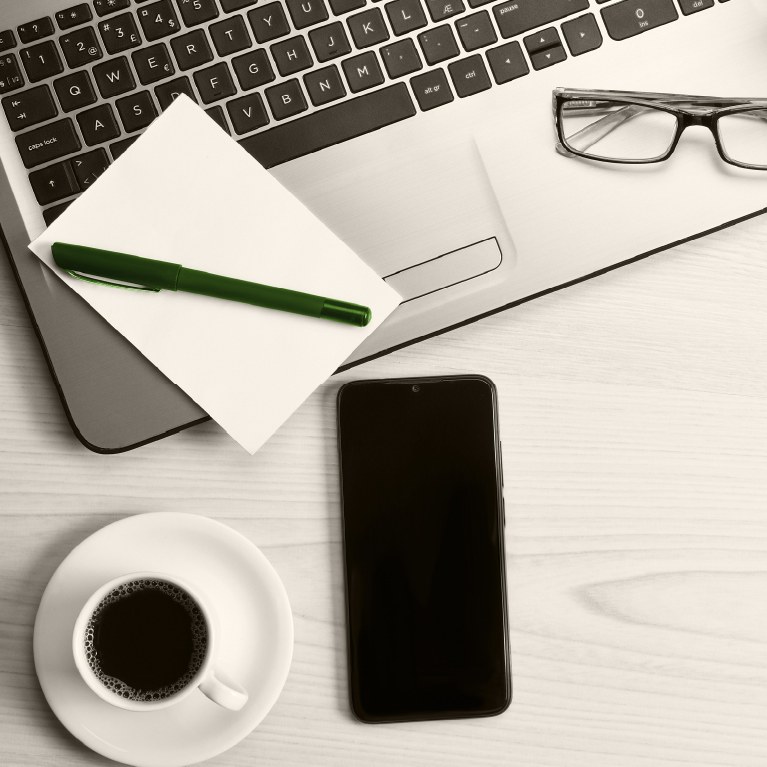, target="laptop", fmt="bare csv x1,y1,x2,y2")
2,0,766,452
